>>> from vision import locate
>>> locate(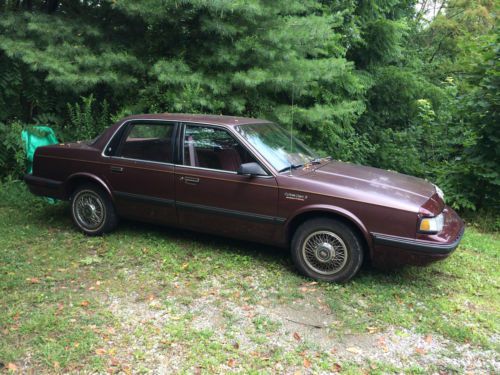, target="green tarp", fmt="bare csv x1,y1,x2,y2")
21,126,58,174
